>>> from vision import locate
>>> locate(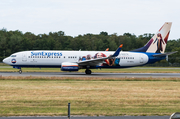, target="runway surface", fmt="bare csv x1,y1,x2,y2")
0,116,170,119
1,71,180,78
